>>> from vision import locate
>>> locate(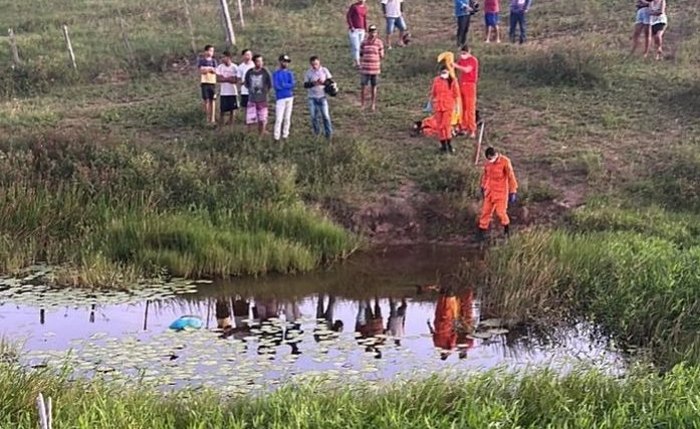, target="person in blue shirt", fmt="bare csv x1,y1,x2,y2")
454,0,477,47
272,54,295,142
